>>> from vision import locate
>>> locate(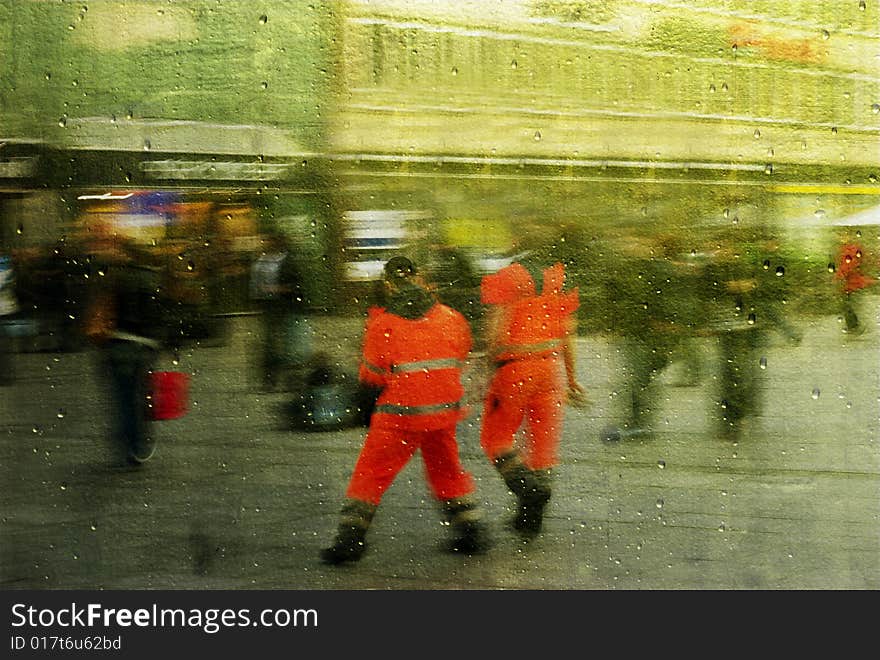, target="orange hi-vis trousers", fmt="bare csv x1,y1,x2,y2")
479,355,565,471
346,423,476,506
